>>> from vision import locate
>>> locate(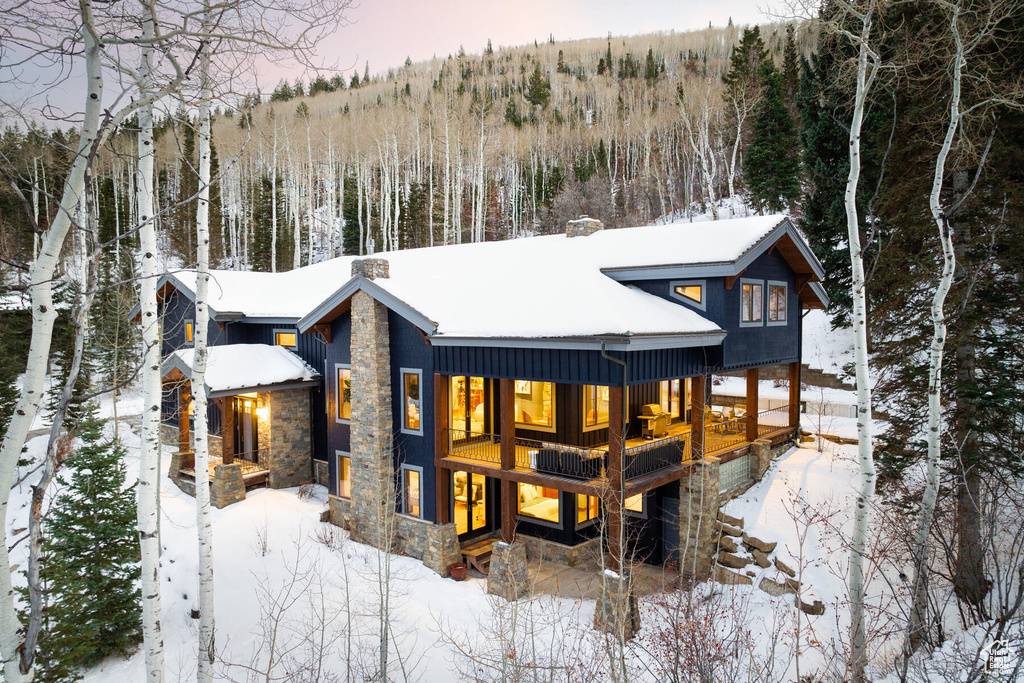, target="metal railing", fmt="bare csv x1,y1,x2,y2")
756,406,791,437
445,428,501,465
514,438,605,480
623,433,690,478
704,416,748,455
209,447,268,475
